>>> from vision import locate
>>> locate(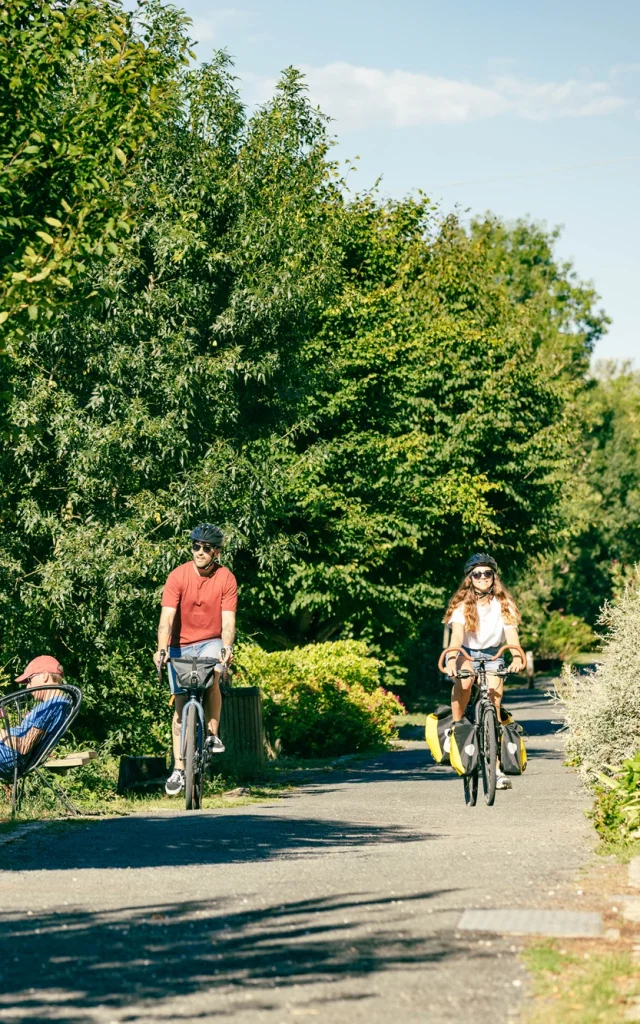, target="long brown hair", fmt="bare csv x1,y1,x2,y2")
443,574,521,634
